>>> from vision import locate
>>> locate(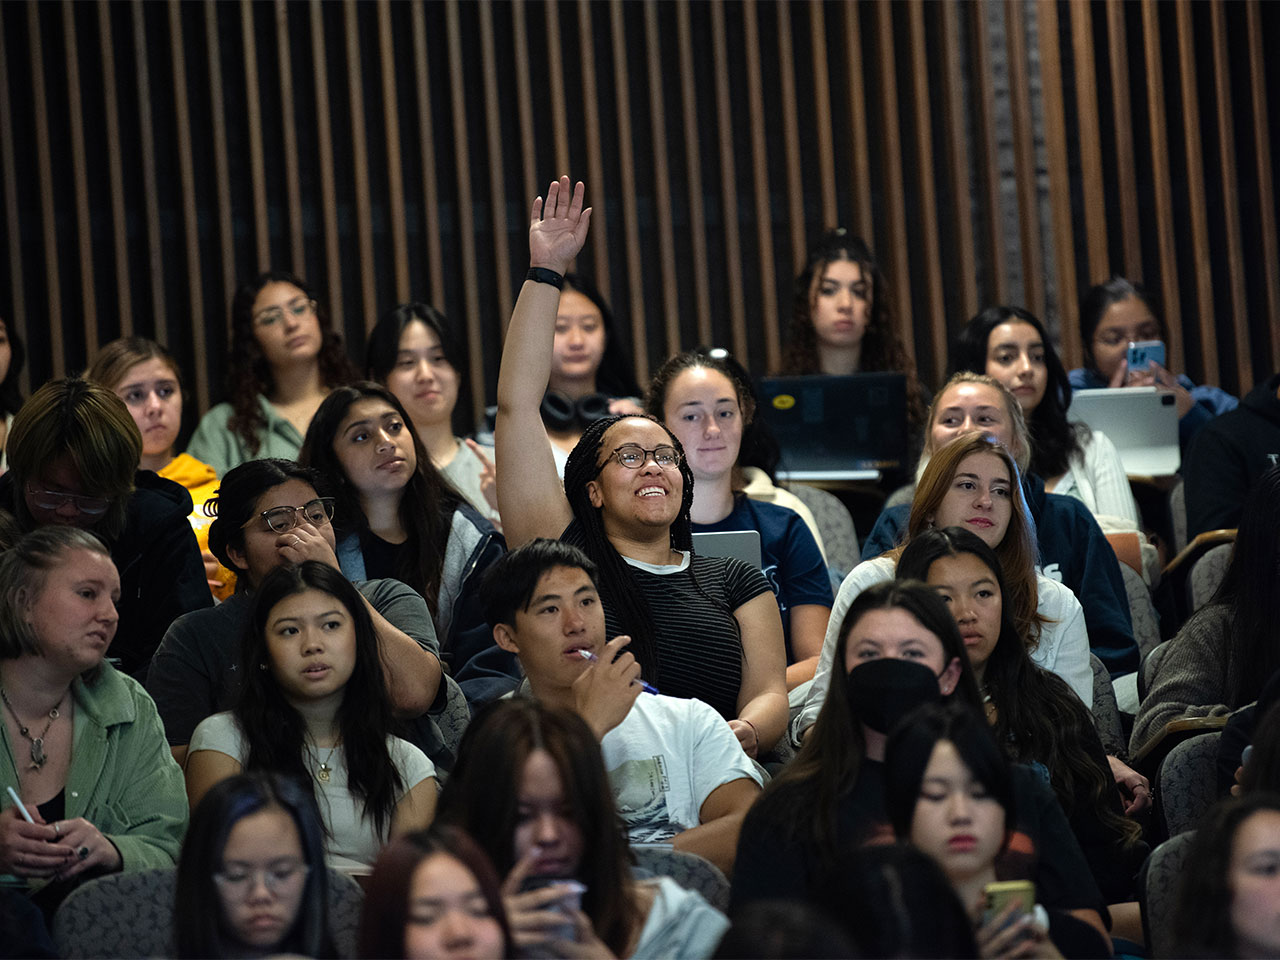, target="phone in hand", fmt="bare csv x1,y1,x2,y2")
519,876,586,943
1127,339,1166,373
983,879,1035,928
